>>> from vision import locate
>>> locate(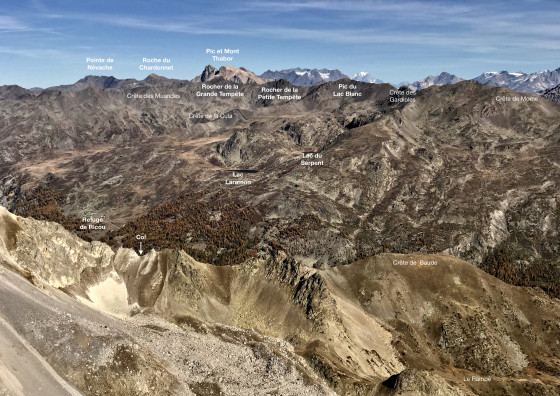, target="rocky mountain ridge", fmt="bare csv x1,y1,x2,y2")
2,207,560,395
4,64,560,95
0,207,333,396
